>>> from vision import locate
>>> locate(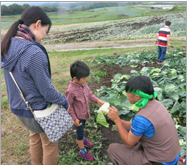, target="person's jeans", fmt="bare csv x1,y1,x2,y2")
30,131,59,165
158,46,167,62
